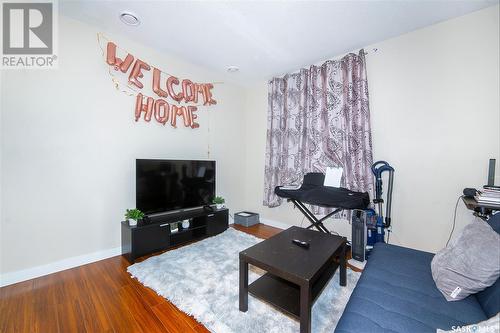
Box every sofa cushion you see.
[335,243,487,333]
[431,218,500,301]
[486,212,500,234]
[476,279,500,318]
[437,314,500,333]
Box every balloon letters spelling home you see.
[135,93,200,129]
[105,41,217,129]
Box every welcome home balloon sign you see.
[104,40,217,129]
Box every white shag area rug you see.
[128,228,360,333]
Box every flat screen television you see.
[136,159,216,215]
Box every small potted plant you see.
[212,196,225,210]
[125,208,144,226]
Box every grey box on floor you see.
[234,212,259,227]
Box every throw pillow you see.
[431,218,500,301]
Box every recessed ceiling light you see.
[226,66,239,73]
[119,12,140,26]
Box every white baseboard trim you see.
[259,218,290,230]
[1,219,289,287]
[0,246,122,287]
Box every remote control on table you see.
[292,239,310,249]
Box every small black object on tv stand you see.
[121,208,229,262]
[203,205,215,212]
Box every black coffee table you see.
[239,226,347,333]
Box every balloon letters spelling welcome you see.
[105,41,217,129]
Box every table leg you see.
[239,258,248,312]
[300,283,311,333]
[340,241,347,287]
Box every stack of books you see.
[475,186,500,206]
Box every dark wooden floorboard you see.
[0,224,282,333]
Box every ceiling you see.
[60,0,498,84]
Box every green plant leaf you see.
[124,208,144,220]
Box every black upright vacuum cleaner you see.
[351,161,395,261]
[371,161,395,243]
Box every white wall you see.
[243,5,500,253]
[1,5,498,285]
[0,15,247,280]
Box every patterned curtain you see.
[263,50,374,213]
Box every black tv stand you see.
[121,208,228,262]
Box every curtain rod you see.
[270,47,380,81]
[362,48,379,55]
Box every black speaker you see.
[351,210,367,262]
[488,159,496,186]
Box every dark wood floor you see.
[0,224,282,333]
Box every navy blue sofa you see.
[335,215,500,333]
